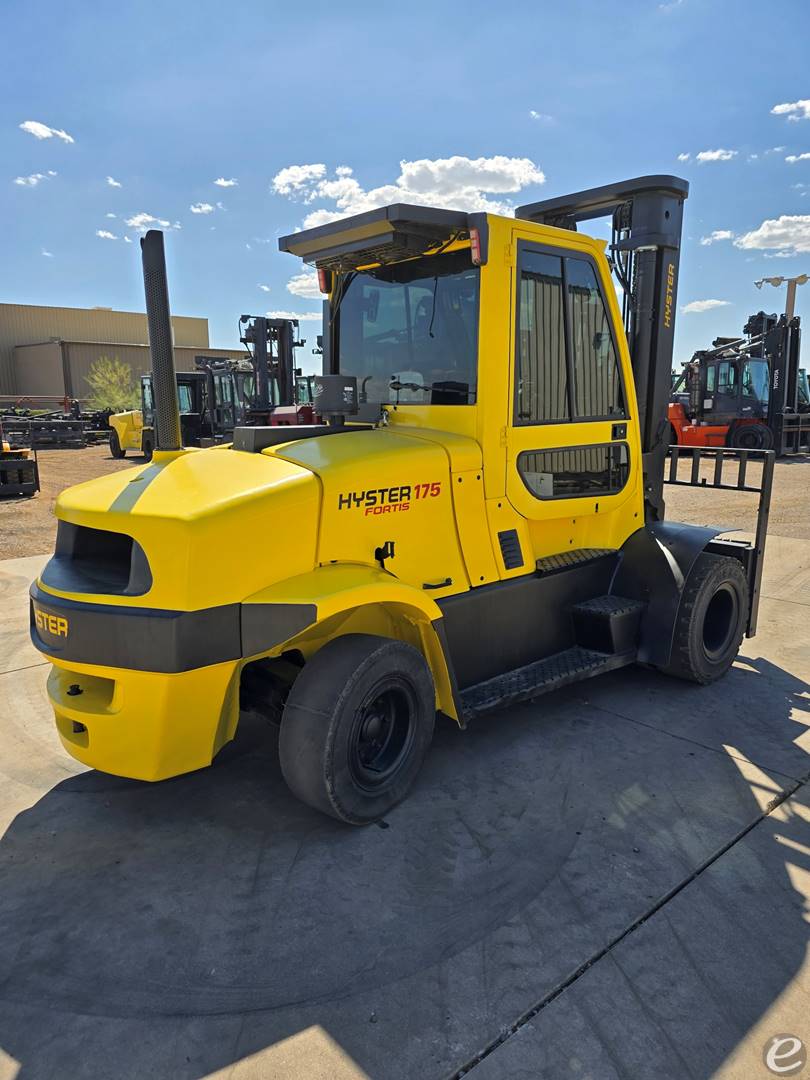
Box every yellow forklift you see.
[29,176,773,824]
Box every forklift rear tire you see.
[727,422,773,450]
[142,437,154,461]
[109,431,125,459]
[279,634,435,824]
[660,553,748,685]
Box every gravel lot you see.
[1,444,807,561]
[0,445,136,559]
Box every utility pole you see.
[754,273,809,320]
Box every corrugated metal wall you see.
[0,303,209,394]
[11,343,63,397]
[12,342,246,399]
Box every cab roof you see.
[278,204,483,272]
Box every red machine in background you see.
[238,315,317,426]
[669,310,810,453]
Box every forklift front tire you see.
[727,422,773,451]
[660,553,748,685]
[109,430,126,459]
[279,634,436,824]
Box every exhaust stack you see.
[141,230,182,451]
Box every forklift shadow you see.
[0,655,807,1079]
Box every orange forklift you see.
[669,310,810,453]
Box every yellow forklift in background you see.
[30,177,773,824]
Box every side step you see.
[460,645,635,721]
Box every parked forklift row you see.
[108,316,318,459]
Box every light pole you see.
[754,273,809,320]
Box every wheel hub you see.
[350,683,415,790]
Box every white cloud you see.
[267,309,321,321]
[272,155,546,229]
[106,212,117,218]
[216,201,226,210]
[529,110,553,122]
[771,100,810,122]
[682,299,732,313]
[286,270,320,299]
[700,229,735,246]
[19,119,74,143]
[272,163,328,197]
[214,177,238,187]
[766,146,786,154]
[190,202,214,214]
[96,230,118,240]
[677,152,691,162]
[258,284,271,293]
[106,175,122,188]
[13,170,57,187]
[785,153,810,164]
[123,236,132,243]
[125,212,181,232]
[696,149,738,163]
[734,214,810,255]
[41,249,54,257]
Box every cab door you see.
[505,238,642,562]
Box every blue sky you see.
[2,0,810,374]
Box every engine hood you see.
[40,447,320,610]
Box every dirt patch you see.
[664,453,810,541]
[0,445,137,560]
[1,444,808,561]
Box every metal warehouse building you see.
[0,303,245,400]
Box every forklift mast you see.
[239,315,305,414]
[517,175,689,521]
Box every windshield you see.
[742,359,769,403]
[335,249,479,412]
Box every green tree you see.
[84,355,140,412]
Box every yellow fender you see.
[243,562,461,722]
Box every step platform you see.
[460,644,635,720]
[458,593,646,721]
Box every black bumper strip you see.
[30,583,316,674]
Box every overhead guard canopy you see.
[517,174,689,248]
[278,203,487,272]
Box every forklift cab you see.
[690,355,769,423]
[141,372,215,444]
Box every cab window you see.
[717,362,737,394]
[567,259,624,420]
[178,384,194,413]
[514,245,625,424]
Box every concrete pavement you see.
[0,535,807,1080]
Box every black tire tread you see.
[279,634,435,825]
[109,430,126,458]
[664,553,748,684]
